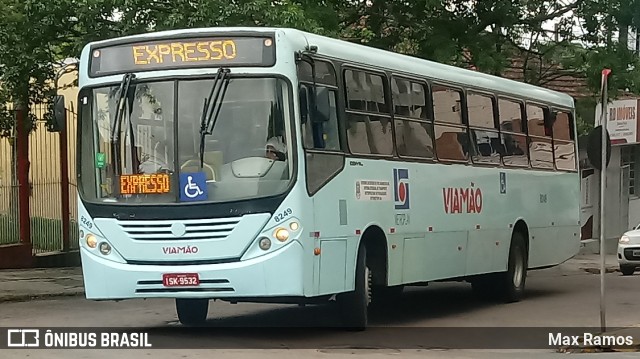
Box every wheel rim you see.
[513,249,524,288]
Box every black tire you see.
[176,298,209,326]
[337,244,370,330]
[498,232,528,303]
[620,265,635,276]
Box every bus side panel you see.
[309,158,580,292]
[466,229,511,275]
[402,232,467,282]
[318,238,348,294]
[526,173,581,268]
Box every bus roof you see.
[84,26,575,109]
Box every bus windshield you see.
[79,77,293,204]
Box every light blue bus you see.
[61,27,580,329]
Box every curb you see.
[557,327,640,353]
[0,290,84,303]
[559,344,640,353]
[581,266,620,274]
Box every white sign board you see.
[355,180,391,201]
[595,98,640,145]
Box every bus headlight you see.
[274,228,290,242]
[99,242,112,255]
[86,234,98,248]
[289,221,299,231]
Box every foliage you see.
[0,0,79,136]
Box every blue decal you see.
[179,172,208,202]
[393,168,410,209]
[500,172,507,194]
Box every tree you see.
[0,0,81,134]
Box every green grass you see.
[0,215,79,252]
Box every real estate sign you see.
[595,98,640,145]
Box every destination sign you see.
[120,174,171,195]
[89,36,276,76]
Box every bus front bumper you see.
[80,241,305,300]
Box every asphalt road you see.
[1,263,639,358]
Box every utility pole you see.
[598,68,612,332]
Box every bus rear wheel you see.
[498,232,528,302]
[337,244,370,330]
[471,232,527,303]
[176,298,209,326]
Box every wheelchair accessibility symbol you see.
[179,172,208,202]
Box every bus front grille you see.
[117,217,242,241]
[135,279,235,294]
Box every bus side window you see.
[432,85,467,162]
[297,58,340,152]
[527,104,554,169]
[392,77,434,159]
[498,99,528,167]
[344,69,393,155]
[468,92,500,165]
[552,110,576,171]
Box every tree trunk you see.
[619,23,629,51]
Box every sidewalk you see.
[0,267,83,302]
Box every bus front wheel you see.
[176,298,209,326]
[337,244,370,330]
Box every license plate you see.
[162,273,200,287]
[633,250,640,257]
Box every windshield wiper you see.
[199,68,231,169]
[111,72,136,177]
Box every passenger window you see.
[433,85,467,161]
[467,93,495,128]
[345,69,393,155]
[392,78,434,158]
[553,110,576,171]
[392,78,429,120]
[527,104,554,169]
[498,99,528,167]
[468,93,500,165]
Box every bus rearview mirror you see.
[51,95,66,132]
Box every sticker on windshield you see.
[95,152,106,169]
[179,172,208,202]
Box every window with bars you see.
[621,145,639,195]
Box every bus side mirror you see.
[313,87,330,123]
[51,95,66,132]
